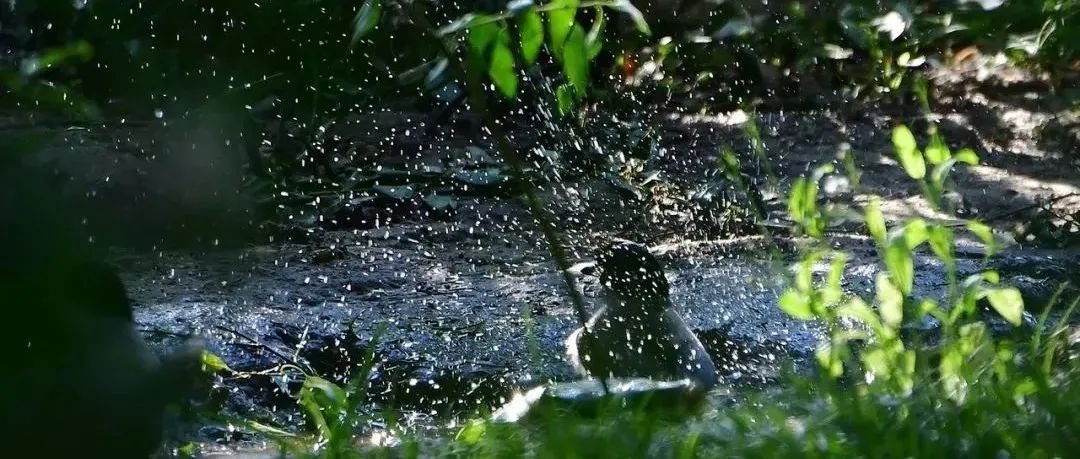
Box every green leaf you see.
[901,219,928,250]
[555,83,578,116]
[561,24,589,94]
[930,158,960,189]
[825,253,848,302]
[789,178,808,221]
[924,131,951,164]
[200,350,234,374]
[954,148,979,165]
[299,376,348,436]
[940,347,966,402]
[927,224,953,262]
[985,287,1024,326]
[586,7,605,60]
[519,9,544,66]
[779,289,815,320]
[610,0,651,35]
[795,254,818,293]
[547,0,579,56]
[469,21,500,57]
[885,238,914,295]
[917,298,942,319]
[891,125,925,179]
[865,196,887,244]
[810,164,836,183]
[837,298,883,330]
[966,221,996,255]
[22,41,94,77]
[455,419,488,444]
[913,75,930,111]
[861,347,890,379]
[488,31,519,98]
[350,0,383,48]
[876,273,903,329]
[815,344,845,378]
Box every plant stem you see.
[398,0,606,392]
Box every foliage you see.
[605,0,1077,107]
[229,123,1080,458]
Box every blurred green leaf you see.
[876,273,903,329]
[200,350,234,374]
[924,131,951,164]
[823,253,847,307]
[547,0,579,56]
[955,148,979,165]
[839,6,871,49]
[21,41,93,77]
[927,225,953,262]
[469,21,500,57]
[940,347,966,402]
[519,9,544,66]
[885,238,914,295]
[299,376,348,437]
[966,221,996,255]
[455,419,488,444]
[555,83,577,116]
[891,125,925,179]
[780,289,814,320]
[931,158,960,189]
[985,287,1024,326]
[815,345,845,378]
[866,196,887,244]
[562,24,589,94]
[795,253,818,293]
[350,0,383,47]
[489,30,519,98]
[789,178,808,221]
[838,297,883,330]
[901,219,928,250]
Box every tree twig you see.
[979,192,1080,224]
[214,325,313,373]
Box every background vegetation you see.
[2,0,1078,457]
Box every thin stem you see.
[398,0,607,392]
[442,1,619,32]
